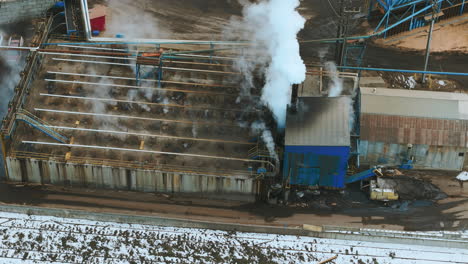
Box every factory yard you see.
[1,169,467,232]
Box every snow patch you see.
[406,76,416,89]
[456,171,468,181]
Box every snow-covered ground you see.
[0,211,466,264]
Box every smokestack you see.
[290,83,299,113]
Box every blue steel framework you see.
[343,0,466,66]
[368,0,466,38]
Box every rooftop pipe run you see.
[339,66,468,77]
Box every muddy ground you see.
[1,170,467,231]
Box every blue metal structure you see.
[283,97,352,189]
[4,110,68,144]
[369,0,466,38]
[64,0,78,36]
[283,146,350,188]
[344,167,378,184]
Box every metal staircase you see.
[248,143,280,177]
[248,144,273,160]
[13,110,68,143]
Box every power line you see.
[325,0,340,17]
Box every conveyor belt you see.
[64,0,77,34]
[64,0,83,36]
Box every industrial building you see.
[360,87,468,170]
[1,0,467,201]
[282,70,360,190]
[0,0,279,201]
[284,97,352,189]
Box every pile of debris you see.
[377,175,447,200]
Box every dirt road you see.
[1,170,466,231]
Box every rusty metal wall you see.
[361,114,468,147]
[359,141,466,170]
[5,158,256,200]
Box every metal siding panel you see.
[6,158,22,182]
[284,146,349,188]
[466,131,468,148]
[359,140,369,158]
[415,128,421,145]
[438,130,444,146]
[461,132,466,148]
[420,129,426,145]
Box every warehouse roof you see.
[285,97,351,146]
[361,87,468,120]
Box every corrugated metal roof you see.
[360,113,468,147]
[285,97,351,146]
[361,88,468,120]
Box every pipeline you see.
[339,66,468,77]
[22,141,265,163]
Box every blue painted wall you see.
[283,146,350,188]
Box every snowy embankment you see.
[0,211,466,263]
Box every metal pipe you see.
[422,18,435,83]
[423,1,437,83]
[41,52,136,61]
[57,44,127,51]
[163,60,232,67]
[0,46,39,51]
[40,93,255,113]
[338,66,468,76]
[51,58,241,74]
[34,108,246,128]
[48,126,254,145]
[47,71,238,88]
[52,57,132,66]
[45,79,239,96]
[22,141,262,163]
[162,47,241,56]
[39,48,133,56]
[44,40,251,46]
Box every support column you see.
[0,135,9,179]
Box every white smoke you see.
[325,61,343,97]
[251,121,278,162]
[106,0,170,39]
[0,34,24,119]
[231,0,306,128]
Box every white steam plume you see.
[232,0,306,128]
[251,121,278,162]
[106,0,170,39]
[0,33,25,178]
[0,34,24,119]
[325,61,343,97]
